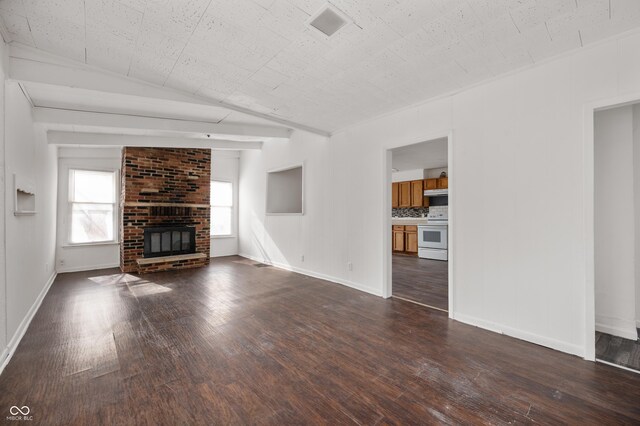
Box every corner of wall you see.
[0,39,7,361]
[633,104,640,330]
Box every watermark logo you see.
[7,406,32,421]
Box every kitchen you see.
[390,139,449,311]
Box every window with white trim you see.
[69,169,117,244]
[210,180,233,236]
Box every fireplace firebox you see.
[143,226,196,258]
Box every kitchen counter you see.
[392,218,428,225]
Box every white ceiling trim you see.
[8,43,330,137]
[48,131,263,150]
[33,107,291,140]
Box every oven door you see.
[418,226,448,250]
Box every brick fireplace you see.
[120,147,211,273]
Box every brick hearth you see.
[120,147,211,273]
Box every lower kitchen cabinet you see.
[405,227,418,253]
[393,230,405,251]
[392,225,418,255]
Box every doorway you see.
[384,134,453,316]
[593,103,640,373]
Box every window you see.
[69,169,117,244]
[210,180,233,236]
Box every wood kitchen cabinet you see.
[405,225,418,253]
[425,177,448,189]
[392,178,440,210]
[391,182,399,208]
[392,226,405,251]
[424,178,437,190]
[392,225,418,255]
[399,182,411,207]
[410,180,423,207]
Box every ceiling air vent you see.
[308,5,350,37]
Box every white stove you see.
[418,206,448,261]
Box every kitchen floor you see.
[392,254,448,310]
[596,330,640,372]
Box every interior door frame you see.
[583,91,640,361]
[382,131,455,319]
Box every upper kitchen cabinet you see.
[392,182,399,208]
[399,181,411,207]
[425,177,448,190]
[410,180,424,207]
[393,180,429,208]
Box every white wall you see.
[424,167,448,179]
[594,106,637,340]
[391,169,424,182]
[0,41,7,362]
[240,133,372,290]
[240,29,640,357]
[634,105,640,331]
[211,151,240,257]
[392,167,448,182]
[56,147,121,272]
[3,81,57,363]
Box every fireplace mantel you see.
[124,202,210,208]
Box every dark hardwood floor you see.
[596,330,640,372]
[392,254,448,310]
[1,255,640,424]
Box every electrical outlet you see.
[347,262,353,271]
[59,259,65,266]
[300,255,305,262]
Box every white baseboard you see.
[0,348,8,371]
[57,263,119,273]
[455,313,584,358]
[238,253,383,297]
[0,271,57,376]
[210,252,239,258]
[239,253,586,357]
[596,359,640,375]
[595,316,638,340]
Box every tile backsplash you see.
[427,206,448,215]
[392,207,429,218]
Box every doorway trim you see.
[584,91,640,361]
[382,131,454,319]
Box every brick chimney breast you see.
[120,147,211,273]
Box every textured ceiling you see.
[1,0,639,133]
